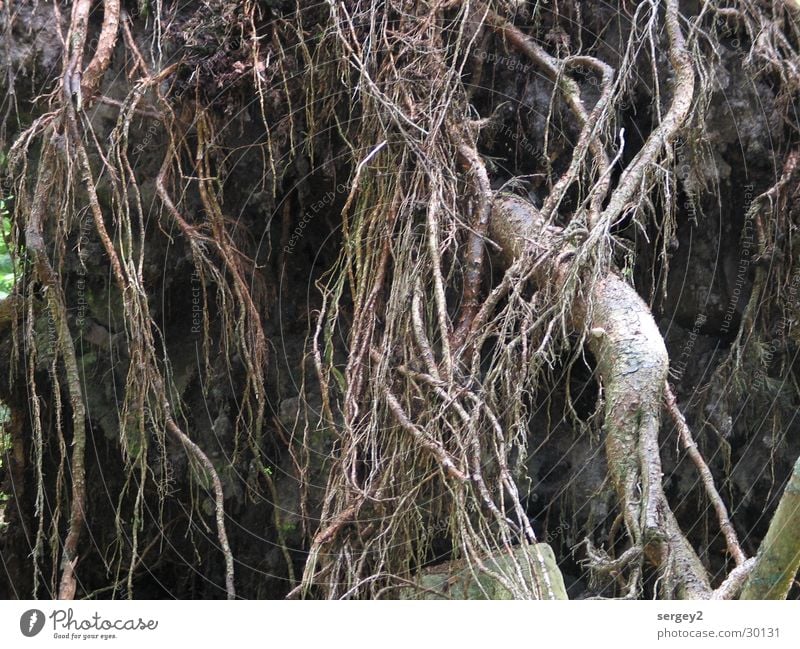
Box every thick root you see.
[490,194,710,598]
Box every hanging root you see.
[298,0,722,599]
[22,138,88,600]
[164,417,235,599]
[299,0,560,599]
[453,141,493,346]
[79,0,120,105]
[3,0,272,599]
[4,0,800,600]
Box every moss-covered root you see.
[740,454,800,599]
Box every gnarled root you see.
[490,194,711,598]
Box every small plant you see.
[0,195,15,300]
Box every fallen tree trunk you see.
[490,194,710,598]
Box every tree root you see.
[490,194,711,598]
[665,383,745,566]
[23,137,88,600]
[80,0,120,105]
[453,141,493,346]
[165,417,236,600]
[740,453,800,599]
